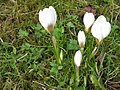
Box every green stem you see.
[80,48,84,54]
[84,59,88,88]
[89,45,100,61]
[51,36,61,65]
[76,66,79,83]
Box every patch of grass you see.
[0,0,120,89]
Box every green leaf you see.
[53,27,64,40]
[90,74,98,86]
[61,26,64,33]
[112,24,119,31]
[67,22,75,28]
[59,81,65,87]
[50,67,58,74]
[11,63,16,69]
[90,74,106,90]
[50,61,57,67]
[33,23,47,37]
[103,0,112,3]
[18,29,29,38]
[58,66,63,70]
[12,46,17,54]
[36,23,42,30]
[32,48,44,60]
[67,39,79,50]
[21,43,31,50]
[70,75,74,85]
[1,42,10,48]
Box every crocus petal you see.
[95,15,106,24]
[39,8,53,29]
[49,6,57,26]
[74,50,82,67]
[91,22,103,42]
[83,12,95,30]
[101,22,111,39]
[39,9,48,30]
[78,31,86,48]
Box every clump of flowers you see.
[39,6,111,89]
[74,12,111,86]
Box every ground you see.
[0,0,120,90]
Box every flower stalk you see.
[52,36,61,65]
[39,6,61,65]
[74,50,82,85]
[76,66,80,83]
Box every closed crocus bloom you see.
[78,31,86,48]
[74,50,82,67]
[39,6,57,34]
[91,15,111,43]
[83,12,95,32]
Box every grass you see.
[0,0,120,90]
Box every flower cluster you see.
[74,12,111,68]
[39,6,111,79]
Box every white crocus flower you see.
[91,15,111,43]
[74,50,82,67]
[78,31,86,48]
[83,12,95,32]
[39,6,57,34]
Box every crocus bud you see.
[39,6,57,34]
[74,50,82,67]
[60,49,63,61]
[83,12,95,32]
[91,15,111,43]
[78,31,86,48]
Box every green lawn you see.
[0,0,120,90]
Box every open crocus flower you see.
[39,6,57,34]
[91,15,111,43]
[74,50,82,67]
[83,12,95,32]
[78,31,86,48]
